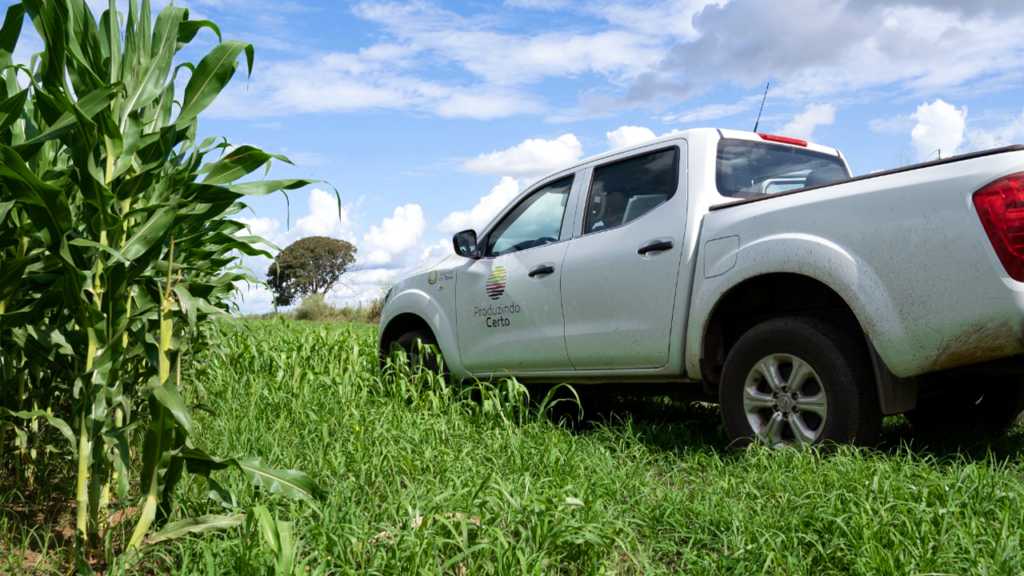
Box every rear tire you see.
[904,377,1024,434]
[719,317,881,447]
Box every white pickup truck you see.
[378,128,1024,446]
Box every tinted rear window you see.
[716,139,850,198]
[584,147,678,234]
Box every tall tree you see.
[267,236,358,306]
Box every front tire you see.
[719,317,881,447]
[389,329,444,376]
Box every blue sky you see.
[10,0,1024,312]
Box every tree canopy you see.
[267,236,358,306]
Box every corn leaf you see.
[183,448,319,501]
[149,513,246,544]
[176,39,253,125]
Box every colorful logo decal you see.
[486,265,507,300]
[427,270,439,285]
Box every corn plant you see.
[0,0,318,561]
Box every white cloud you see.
[418,238,455,265]
[779,104,836,141]
[354,2,665,85]
[433,86,545,120]
[295,188,354,239]
[237,216,281,242]
[664,97,759,124]
[910,99,966,161]
[967,107,1024,152]
[360,204,426,268]
[606,126,657,150]
[438,177,521,234]
[640,1,1024,109]
[462,134,583,180]
[234,216,282,278]
[207,55,544,121]
[587,0,717,41]
[233,282,277,315]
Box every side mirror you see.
[453,229,479,259]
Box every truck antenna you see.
[753,82,770,133]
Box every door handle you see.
[528,264,556,277]
[638,239,674,255]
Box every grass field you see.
[3,320,1024,575]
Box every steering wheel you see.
[508,236,558,253]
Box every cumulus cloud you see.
[606,126,657,150]
[779,104,836,141]
[360,204,427,268]
[438,177,521,234]
[295,188,354,239]
[237,216,281,243]
[462,135,583,180]
[910,99,966,161]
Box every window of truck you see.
[584,147,679,235]
[486,176,574,257]
[716,139,850,199]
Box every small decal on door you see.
[486,265,507,300]
[427,269,453,287]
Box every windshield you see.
[716,139,850,199]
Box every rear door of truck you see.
[560,142,689,369]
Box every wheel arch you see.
[378,285,465,375]
[694,271,914,414]
[699,273,863,384]
[379,313,436,354]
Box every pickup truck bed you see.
[691,144,1024,380]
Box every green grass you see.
[3,320,1024,574]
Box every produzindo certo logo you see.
[486,265,507,300]
[427,270,439,285]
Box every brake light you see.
[974,172,1024,281]
[758,133,808,147]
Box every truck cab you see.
[381,128,848,380]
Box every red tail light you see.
[974,172,1024,281]
[758,133,808,147]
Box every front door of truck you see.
[561,144,687,369]
[456,176,577,374]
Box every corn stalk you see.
[0,0,319,560]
